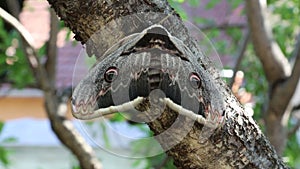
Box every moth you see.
[71,23,224,128]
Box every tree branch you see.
[245,0,291,84]
[285,34,300,100]
[246,0,300,155]
[47,0,174,44]
[266,34,300,124]
[229,31,250,87]
[288,102,300,137]
[280,34,300,137]
[45,88,103,169]
[0,7,35,50]
[0,6,102,169]
[0,7,49,89]
[5,0,21,19]
[47,0,289,168]
[45,9,59,89]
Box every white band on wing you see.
[162,98,214,128]
[79,97,145,120]
[83,96,214,128]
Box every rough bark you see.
[246,0,300,155]
[143,90,288,168]
[47,0,289,168]
[47,0,174,43]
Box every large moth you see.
[71,16,224,129]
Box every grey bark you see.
[47,0,290,168]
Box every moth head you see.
[71,57,120,118]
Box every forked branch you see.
[47,0,289,168]
[0,6,102,169]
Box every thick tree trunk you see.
[47,0,289,168]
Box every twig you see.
[45,8,59,88]
[245,0,291,84]
[1,7,50,90]
[287,33,300,89]
[0,7,35,49]
[280,33,300,114]
[229,31,250,87]
[266,33,300,152]
[1,5,102,168]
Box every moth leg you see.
[162,98,215,128]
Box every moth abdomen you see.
[148,49,163,90]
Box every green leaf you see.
[0,147,10,167]
[229,0,242,9]
[0,122,4,135]
[0,26,35,88]
[206,29,220,39]
[109,113,126,122]
[188,0,200,7]
[2,137,17,143]
[71,165,80,169]
[37,43,47,57]
[193,17,215,25]
[176,0,185,3]
[100,122,111,148]
[284,134,300,167]
[205,0,221,9]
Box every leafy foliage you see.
[285,134,300,168]
[265,0,300,167]
[0,19,35,88]
[1,0,299,168]
[240,44,268,121]
[205,0,221,9]
[270,0,300,57]
[0,12,36,169]
[0,122,10,168]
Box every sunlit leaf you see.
[205,0,221,9]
